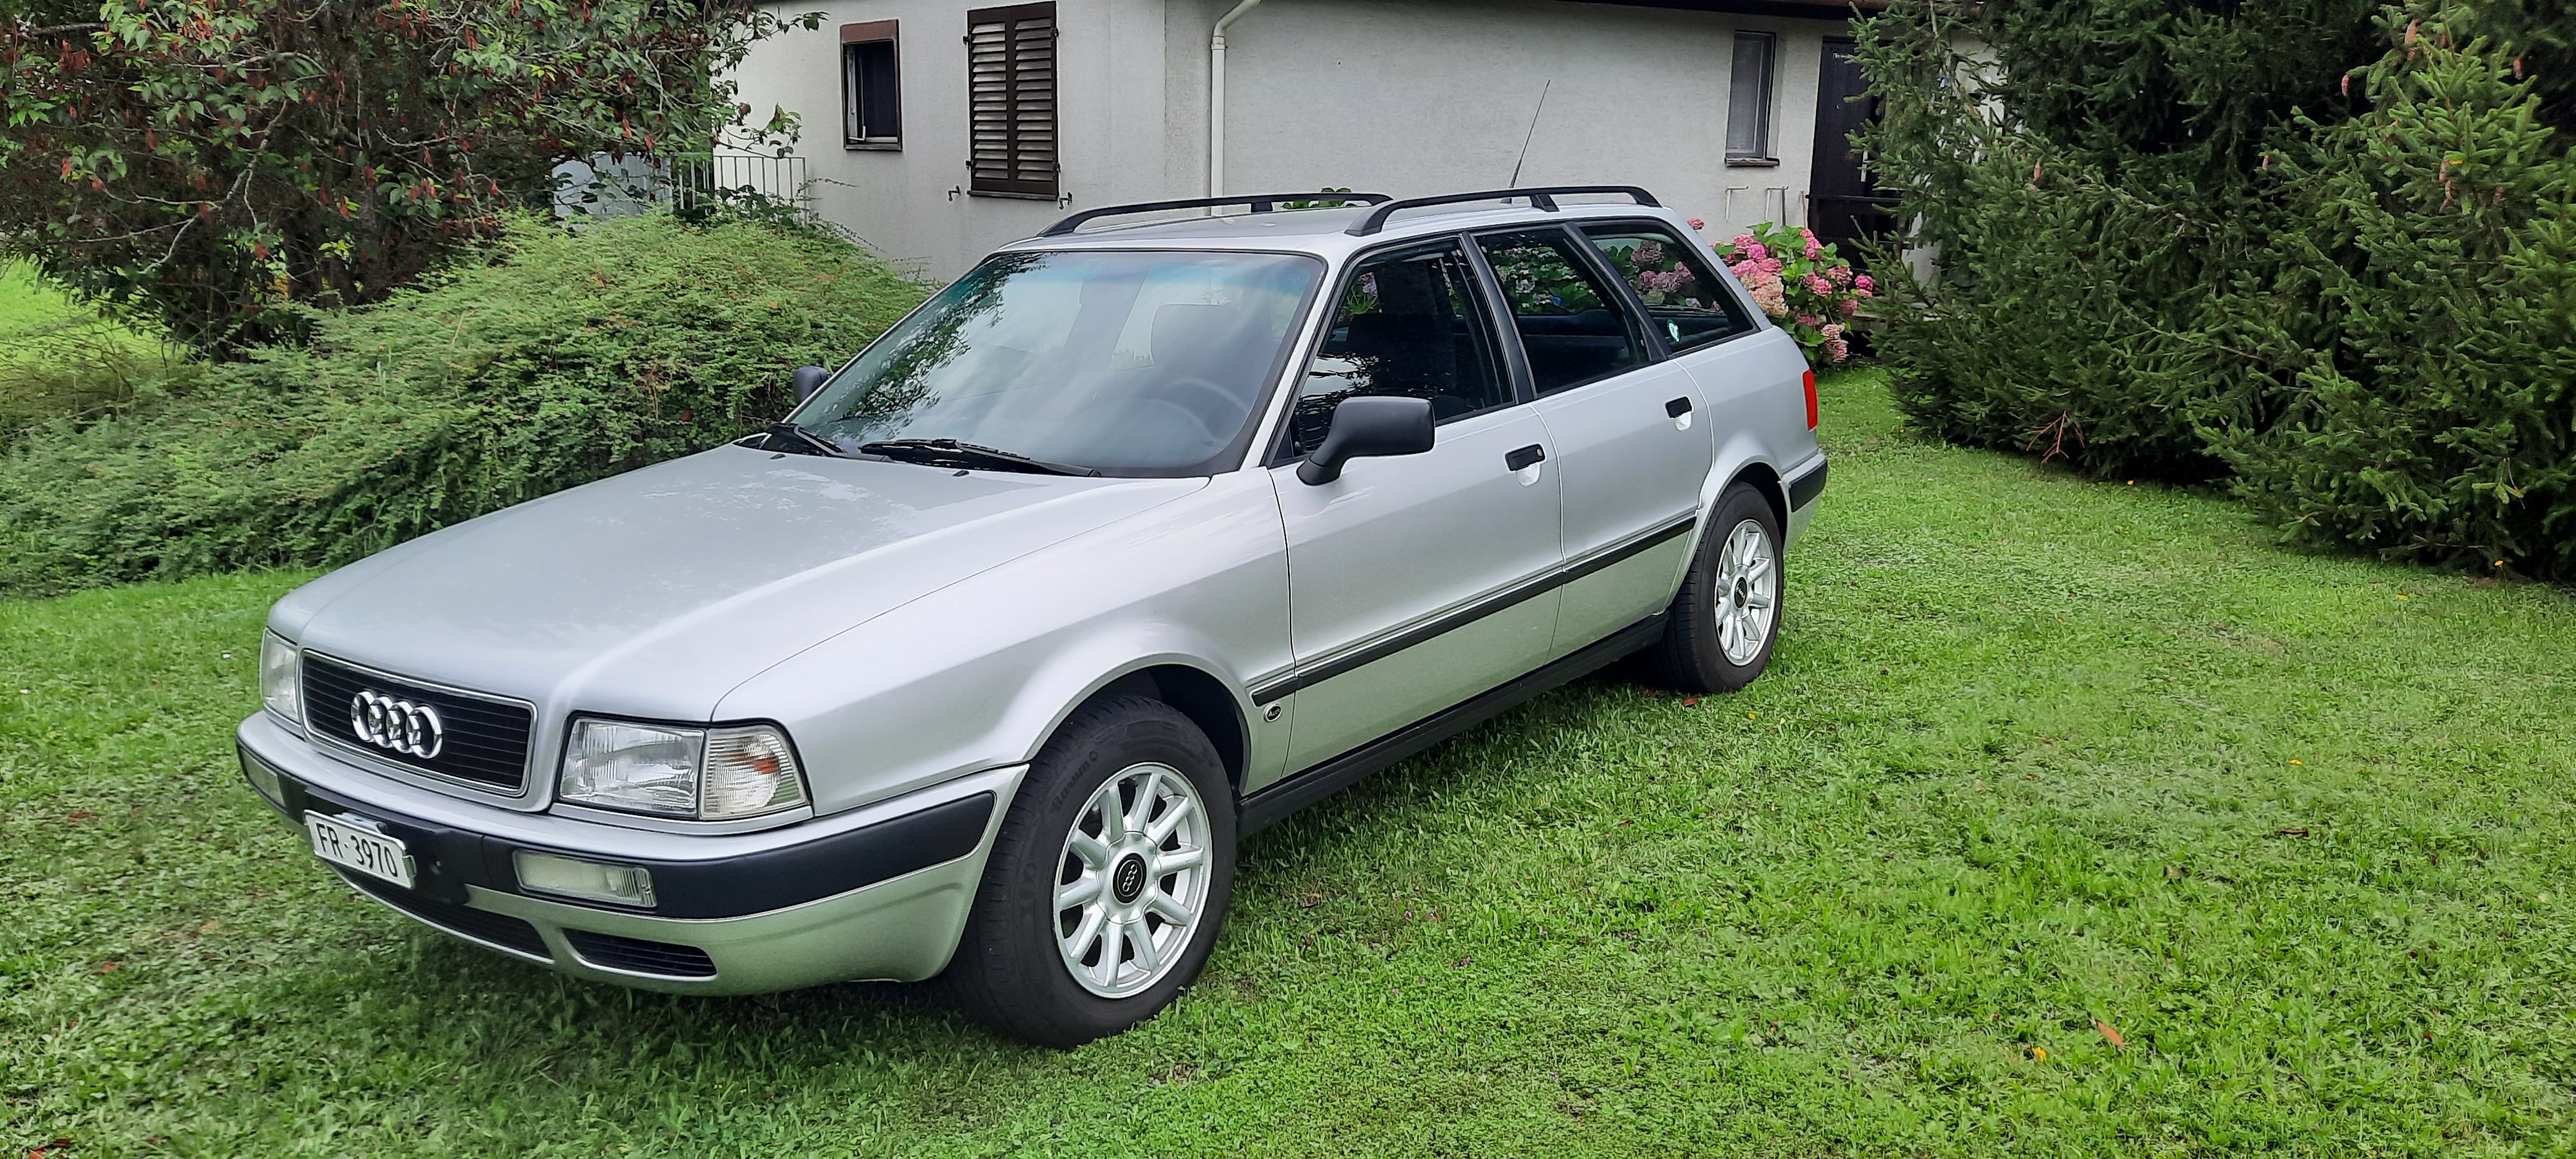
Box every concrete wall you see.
[737,0,1853,278]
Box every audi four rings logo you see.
[351,690,444,759]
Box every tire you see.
[946,695,1237,1047]
[1651,482,1785,694]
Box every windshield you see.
[793,249,1324,475]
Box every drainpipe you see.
[1209,0,1264,198]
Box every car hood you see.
[276,444,1205,721]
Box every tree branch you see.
[21,22,107,38]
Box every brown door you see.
[1807,37,1897,253]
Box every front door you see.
[1808,37,1899,253]
[1265,238,1562,778]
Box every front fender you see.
[715,472,1291,817]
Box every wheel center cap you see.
[1111,853,1150,905]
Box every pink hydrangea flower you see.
[1758,257,1783,276]
[1854,274,1874,292]
[1796,313,1823,328]
[1686,218,1706,231]
[1839,297,1860,316]
[1825,337,1850,363]
[1804,274,1834,296]
[1851,285,1873,299]
[1820,323,1844,339]
[1826,264,1853,287]
[1730,233,1760,252]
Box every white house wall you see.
[735,0,1854,279]
[732,0,1176,277]
[1180,0,1841,241]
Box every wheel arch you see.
[1057,663,1251,796]
[1687,439,1790,567]
[1727,460,1788,532]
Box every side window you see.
[1580,225,1754,352]
[1473,229,1647,395]
[1286,240,1511,458]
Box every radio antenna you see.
[1507,79,1553,189]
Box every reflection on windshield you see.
[795,250,1322,475]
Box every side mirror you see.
[1297,395,1435,485]
[790,364,831,404]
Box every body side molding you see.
[1240,612,1667,833]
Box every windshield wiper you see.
[760,422,849,458]
[857,438,1101,477]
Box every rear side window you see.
[1473,229,1647,395]
[1286,240,1511,458]
[1579,225,1754,352]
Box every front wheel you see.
[1651,482,1784,693]
[946,695,1236,1047]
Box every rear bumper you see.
[1783,455,1828,547]
[238,714,1023,993]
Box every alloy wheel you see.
[1713,517,1778,666]
[1053,761,1213,999]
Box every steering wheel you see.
[1148,375,1250,442]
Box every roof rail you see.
[1345,185,1662,237]
[1039,193,1394,238]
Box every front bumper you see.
[238,713,1023,994]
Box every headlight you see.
[260,632,303,727]
[557,718,808,821]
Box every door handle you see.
[1666,397,1694,418]
[1504,444,1547,471]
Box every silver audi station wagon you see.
[237,186,1826,1045]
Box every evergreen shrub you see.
[0,214,928,596]
[1858,0,2576,576]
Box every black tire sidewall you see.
[1673,485,1785,693]
[951,696,1236,1047]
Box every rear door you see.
[1473,225,1716,657]
[1262,238,1562,779]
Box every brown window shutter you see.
[966,3,1057,198]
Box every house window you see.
[966,3,1058,198]
[842,21,901,149]
[1726,32,1776,164]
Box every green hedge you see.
[1859,1,2576,578]
[0,216,928,596]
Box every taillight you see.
[1802,368,1819,431]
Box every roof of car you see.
[996,196,1689,260]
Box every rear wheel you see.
[1651,482,1783,693]
[947,695,1236,1047]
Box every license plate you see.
[307,811,415,889]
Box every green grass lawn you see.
[0,262,151,352]
[0,261,174,440]
[5,370,2573,1156]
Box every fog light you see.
[239,748,284,808]
[514,850,656,909]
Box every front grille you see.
[344,872,552,960]
[564,930,718,978]
[302,654,534,792]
